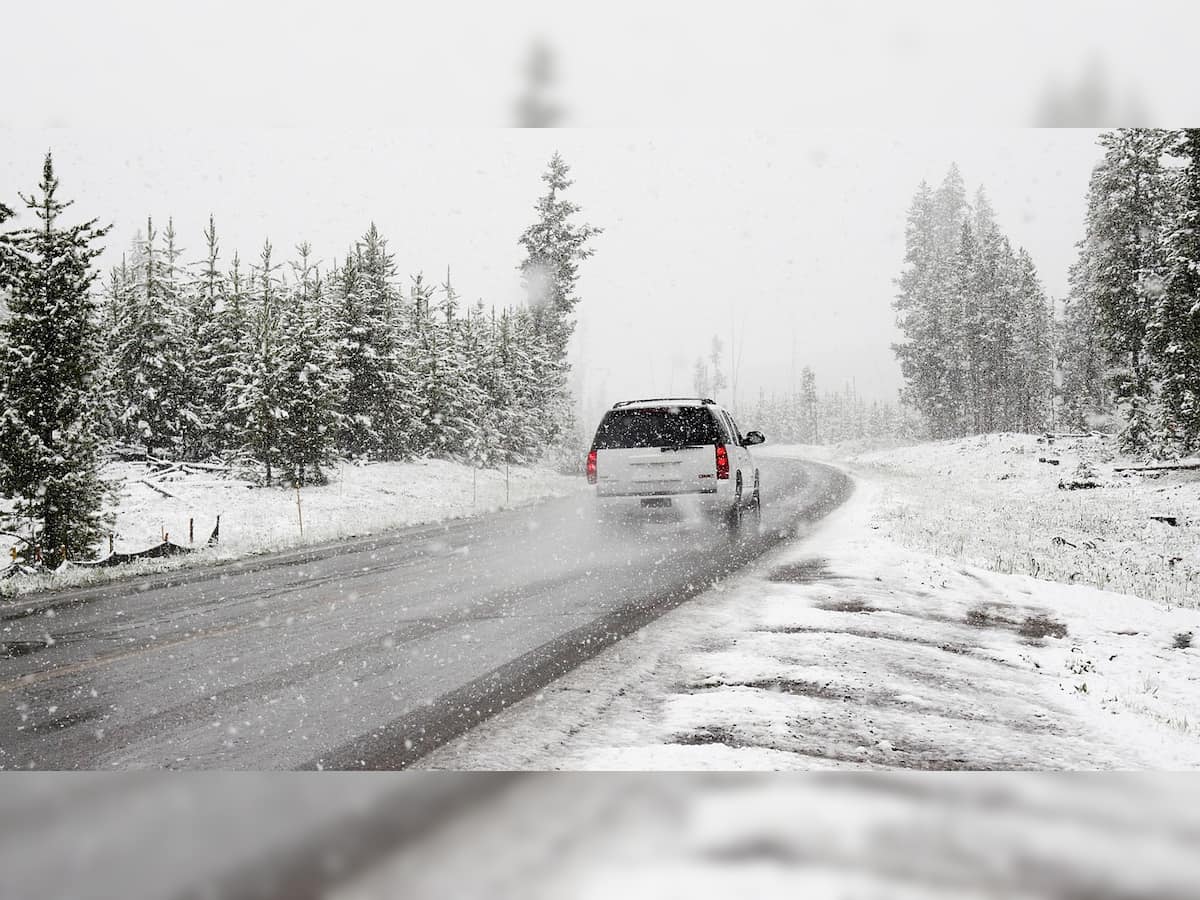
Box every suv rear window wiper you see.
[660,444,705,452]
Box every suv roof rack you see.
[611,397,715,408]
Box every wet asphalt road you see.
[0,457,849,770]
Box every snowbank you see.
[1,458,585,598]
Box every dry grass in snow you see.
[850,433,1200,608]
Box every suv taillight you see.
[715,443,729,479]
[586,449,598,484]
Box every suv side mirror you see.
[744,430,765,446]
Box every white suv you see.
[586,398,765,528]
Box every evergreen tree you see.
[1150,128,1200,452]
[240,240,285,481]
[0,153,110,565]
[1059,256,1110,429]
[893,175,965,437]
[116,217,190,456]
[458,300,497,467]
[211,251,252,451]
[412,271,482,456]
[490,307,542,464]
[96,255,136,442]
[183,215,226,459]
[275,243,339,484]
[1012,249,1055,432]
[517,152,601,447]
[1070,129,1171,449]
[331,226,411,459]
[405,271,439,456]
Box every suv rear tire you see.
[726,480,744,532]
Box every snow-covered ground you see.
[852,432,1200,608]
[419,444,1200,770]
[0,458,585,598]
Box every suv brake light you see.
[586,449,598,483]
[715,443,729,479]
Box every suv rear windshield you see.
[592,406,723,450]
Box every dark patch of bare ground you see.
[670,717,1050,770]
[966,605,1068,642]
[815,597,878,613]
[766,558,841,584]
[763,624,971,656]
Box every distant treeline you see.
[890,131,1200,457]
[745,369,920,446]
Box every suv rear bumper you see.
[593,488,732,520]
[595,485,718,498]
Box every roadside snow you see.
[0,458,584,598]
[419,453,1200,770]
[851,432,1200,608]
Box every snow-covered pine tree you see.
[1149,128,1200,453]
[117,217,190,456]
[240,240,285,481]
[458,299,496,468]
[211,251,252,452]
[330,252,374,458]
[0,153,111,565]
[892,177,963,438]
[406,271,440,457]
[415,271,483,457]
[491,307,542,464]
[966,190,1019,432]
[182,215,227,459]
[1059,251,1109,430]
[517,152,601,448]
[275,243,339,484]
[1011,249,1055,432]
[469,303,510,466]
[361,226,413,459]
[96,255,136,443]
[331,226,411,460]
[1072,129,1171,450]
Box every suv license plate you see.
[641,498,672,508]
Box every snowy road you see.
[0,457,849,770]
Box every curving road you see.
[0,456,849,770]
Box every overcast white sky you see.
[1,129,1105,418]
[1,1,1193,127]
[5,0,1188,423]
